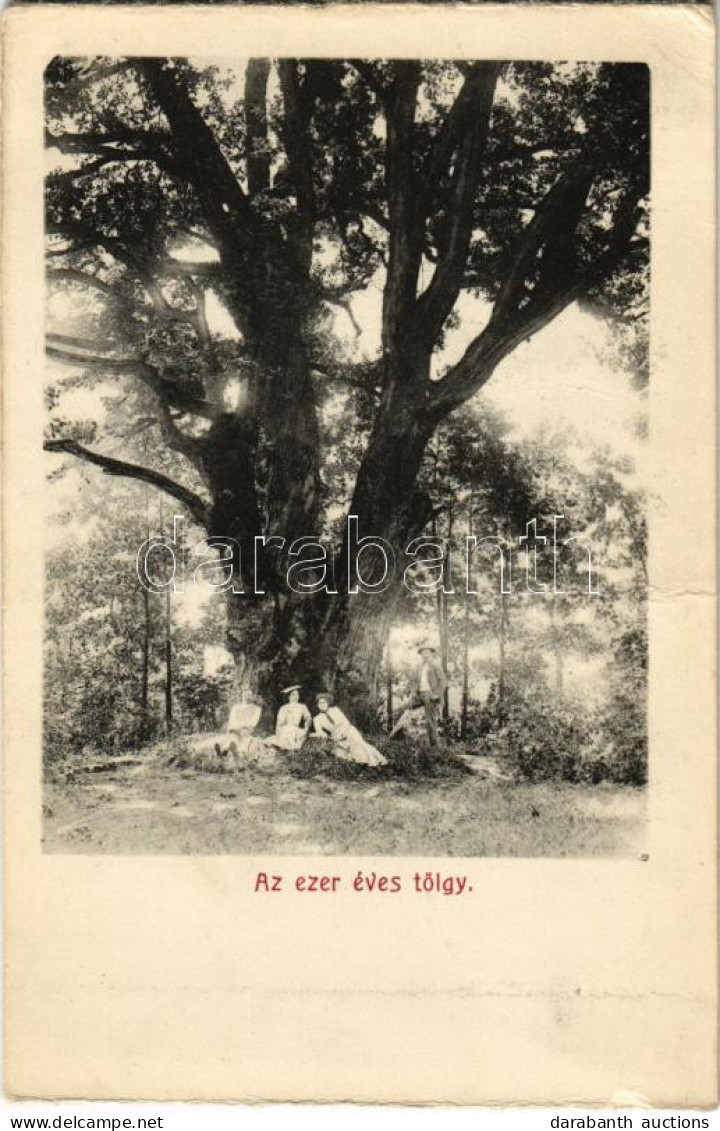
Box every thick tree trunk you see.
[216,365,433,725]
[318,400,435,674]
[224,560,406,728]
[203,337,322,722]
[224,584,333,728]
[259,337,322,549]
[339,403,434,582]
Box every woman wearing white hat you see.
[264,685,312,751]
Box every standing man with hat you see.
[389,643,448,748]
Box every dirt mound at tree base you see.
[130,733,476,783]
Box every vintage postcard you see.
[3,2,716,1104]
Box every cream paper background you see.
[2,4,716,1104]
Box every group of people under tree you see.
[225,643,448,768]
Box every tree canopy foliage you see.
[45,56,649,690]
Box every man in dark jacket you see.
[389,643,448,748]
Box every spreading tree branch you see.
[50,156,124,185]
[46,220,216,350]
[155,400,207,466]
[414,63,500,351]
[420,63,500,206]
[46,60,132,99]
[490,163,594,328]
[46,341,146,370]
[46,336,218,420]
[244,59,271,199]
[44,438,210,529]
[138,61,254,237]
[427,162,647,417]
[47,268,119,299]
[278,60,316,274]
[136,59,283,340]
[382,62,423,364]
[46,127,179,176]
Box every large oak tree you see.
[45,57,649,700]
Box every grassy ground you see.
[43,741,646,857]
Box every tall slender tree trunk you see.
[430,483,449,723]
[141,586,151,713]
[551,603,564,696]
[140,486,152,716]
[460,497,473,741]
[165,586,173,733]
[498,594,507,719]
[441,504,453,723]
[386,652,394,731]
[460,598,470,741]
[432,506,444,648]
[159,502,173,734]
[369,663,379,716]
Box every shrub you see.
[473,679,647,786]
[284,735,472,783]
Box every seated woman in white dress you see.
[264,685,312,751]
[313,693,388,767]
[226,701,264,761]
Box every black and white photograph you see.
[42,55,650,857]
[3,0,716,1106]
